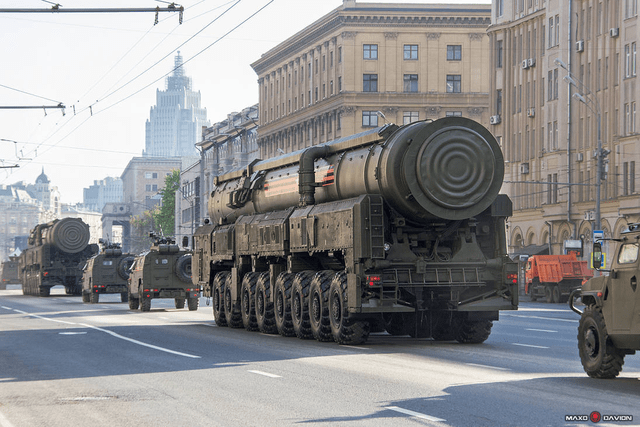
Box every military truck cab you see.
[127,233,197,312]
[82,241,134,304]
[570,223,640,378]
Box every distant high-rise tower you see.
[144,52,209,158]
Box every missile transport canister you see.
[18,218,98,296]
[82,241,135,304]
[193,117,518,344]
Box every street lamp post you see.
[554,58,608,235]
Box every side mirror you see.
[592,241,602,270]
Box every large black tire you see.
[431,312,455,341]
[187,296,199,311]
[39,286,50,297]
[90,291,99,304]
[255,272,278,334]
[117,256,135,280]
[454,319,493,344]
[329,272,370,345]
[309,270,335,342]
[128,292,139,310]
[175,254,192,283]
[552,285,560,304]
[578,305,625,378]
[175,298,185,309]
[82,292,90,303]
[141,297,151,312]
[120,292,128,303]
[274,272,295,337]
[241,272,260,331]
[545,285,553,303]
[212,272,228,327]
[224,274,243,328]
[292,271,314,339]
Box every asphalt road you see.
[1,285,638,427]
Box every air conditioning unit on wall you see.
[520,162,530,174]
[576,40,585,52]
[522,60,529,69]
[576,152,584,162]
[610,27,619,38]
[490,115,501,125]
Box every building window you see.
[338,76,342,92]
[363,44,378,60]
[362,111,379,127]
[446,75,461,93]
[496,89,502,115]
[633,42,637,76]
[403,111,419,124]
[626,44,631,77]
[403,74,418,92]
[447,45,462,61]
[363,74,378,92]
[496,40,503,68]
[446,111,463,117]
[404,44,418,60]
[338,47,342,63]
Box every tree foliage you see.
[153,169,180,236]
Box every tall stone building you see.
[251,0,492,159]
[144,51,210,159]
[82,176,123,213]
[489,0,640,259]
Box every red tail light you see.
[366,275,382,287]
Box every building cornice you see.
[252,6,491,75]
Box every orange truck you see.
[525,254,593,303]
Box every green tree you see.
[153,169,180,236]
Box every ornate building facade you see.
[251,0,492,158]
[489,0,640,259]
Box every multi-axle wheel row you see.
[211,270,371,345]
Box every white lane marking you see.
[526,328,558,333]
[6,306,200,359]
[339,345,371,350]
[386,406,445,422]
[248,370,281,378]
[502,313,578,323]
[0,409,16,427]
[465,363,511,371]
[1,306,12,310]
[512,343,549,349]
[78,323,201,359]
[59,332,87,335]
[13,309,77,325]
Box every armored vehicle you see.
[81,241,135,303]
[128,233,196,312]
[570,223,640,378]
[19,218,98,296]
[1,256,20,290]
[193,117,518,345]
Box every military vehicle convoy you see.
[192,117,519,345]
[18,218,98,296]
[128,233,196,312]
[570,223,640,378]
[81,241,135,303]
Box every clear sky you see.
[0,0,491,204]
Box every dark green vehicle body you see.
[128,235,197,312]
[571,223,640,378]
[81,243,134,303]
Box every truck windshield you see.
[617,243,639,264]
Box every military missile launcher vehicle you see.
[193,117,518,345]
[81,240,135,303]
[128,233,196,312]
[570,223,640,378]
[19,218,98,296]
